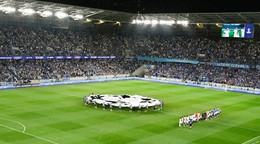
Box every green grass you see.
[0,80,259,144]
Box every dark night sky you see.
[38,0,260,13]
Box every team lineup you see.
[179,108,221,129]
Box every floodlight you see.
[115,21,121,26]
[70,14,83,20]
[197,23,204,28]
[18,8,35,15]
[39,10,53,17]
[85,18,92,22]
[131,20,136,24]
[176,20,182,24]
[55,11,68,19]
[0,6,16,13]
[182,20,189,25]
[143,20,151,25]
[159,20,175,25]
[177,20,189,25]
[159,20,167,25]
[216,23,222,28]
[136,20,142,24]
[98,20,104,24]
[151,20,158,25]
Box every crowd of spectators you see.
[0,25,259,88]
[152,63,260,88]
[0,25,259,64]
[0,26,125,56]
[0,59,141,83]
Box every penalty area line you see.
[0,124,59,144]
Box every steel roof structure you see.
[0,0,260,25]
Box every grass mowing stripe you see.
[1,80,259,144]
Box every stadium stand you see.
[0,24,259,89]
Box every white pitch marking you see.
[0,124,59,144]
[0,118,26,132]
[242,135,260,144]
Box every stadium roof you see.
[1,0,260,25]
[39,0,260,14]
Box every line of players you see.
[83,96,164,112]
[179,108,221,128]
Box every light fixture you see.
[18,8,35,15]
[197,23,204,28]
[55,11,68,19]
[85,18,92,22]
[95,20,104,24]
[115,21,121,26]
[39,10,53,17]
[177,20,189,26]
[216,23,222,28]
[151,20,158,25]
[0,6,16,13]
[70,14,83,20]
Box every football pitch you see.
[0,80,259,144]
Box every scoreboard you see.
[221,24,254,38]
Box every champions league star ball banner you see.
[0,56,116,60]
[221,24,254,38]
